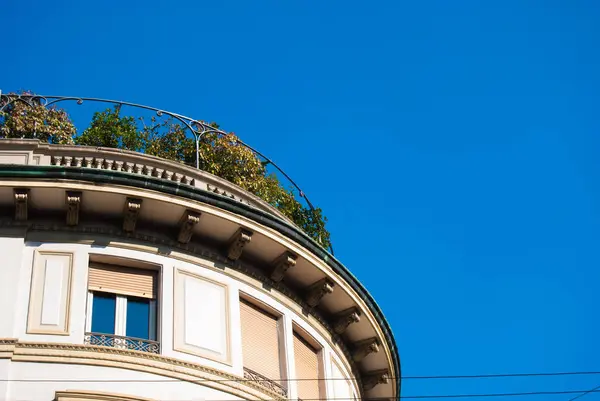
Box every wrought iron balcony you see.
[84,332,160,354]
[243,367,288,397]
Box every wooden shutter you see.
[88,263,156,299]
[294,331,321,400]
[240,299,282,383]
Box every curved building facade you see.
[0,139,400,401]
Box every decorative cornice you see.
[0,219,366,396]
[270,251,297,282]
[0,219,361,388]
[4,340,286,401]
[333,307,361,335]
[66,191,82,226]
[352,337,380,362]
[227,228,253,260]
[177,209,201,244]
[56,390,155,401]
[14,188,29,221]
[362,369,390,391]
[0,165,400,400]
[305,278,334,307]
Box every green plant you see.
[0,93,331,249]
[0,91,75,144]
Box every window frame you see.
[239,295,288,391]
[86,291,158,341]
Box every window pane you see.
[91,292,116,334]
[126,296,154,340]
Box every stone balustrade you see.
[0,139,291,222]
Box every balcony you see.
[243,367,288,397]
[84,332,160,354]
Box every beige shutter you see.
[88,263,156,299]
[294,332,321,401]
[240,299,282,383]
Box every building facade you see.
[0,139,400,401]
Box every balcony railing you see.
[84,332,160,354]
[243,367,288,397]
[0,92,334,253]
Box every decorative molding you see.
[56,390,156,401]
[207,184,250,205]
[26,251,74,335]
[0,340,286,401]
[14,188,29,221]
[177,209,201,244]
[173,269,231,365]
[270,251,297,282]
[66,191,82,226]
[351,337,380,362]
[333,307,361,335]
[227,228,253,260]
[305,278,334,307]
[123,198,143,233]
[0,221,369,396]
[362,369,390,391]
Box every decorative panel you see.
[27,251,73,335]
[173,268,230,364]
[331,357,354,401]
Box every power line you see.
[9,389,600,401]
[566,383,600,401]
[0,370,598,383]
[403,371,600,380]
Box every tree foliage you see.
[0,91,75,144]
[0,94,331,249]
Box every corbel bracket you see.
[362,369,390,391]
[333,307,361,335]
[177,210,201,244]
[270,251,297,282]
[65,191,82,226]
[305,278,334,307]
[14,188,29,221]
[227,228,253,260]
[351,337,380,362]
[122,198,143,233]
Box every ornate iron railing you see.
[0,91,333,254]
[244,367,288,397]
[84,332,160,354]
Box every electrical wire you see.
[566,383,600,401]
[1,370,599,383]
[7,389,600,400]
[2,370,599,400]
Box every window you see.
[293,330,322,401]
[85,263,158,353]
[240,298,285,394]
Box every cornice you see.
[1,339,286,401]
[0,166,401,397]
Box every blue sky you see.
[3,1,600,399]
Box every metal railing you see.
[243,367,288,396]
[84,332,160,354]
[0,91,333,254]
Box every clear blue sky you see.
[3,1,600,399]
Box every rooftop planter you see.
[0,91,332,251]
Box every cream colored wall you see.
[0,238,360,401]
[0,235,25,337]
[7,362,241,401]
